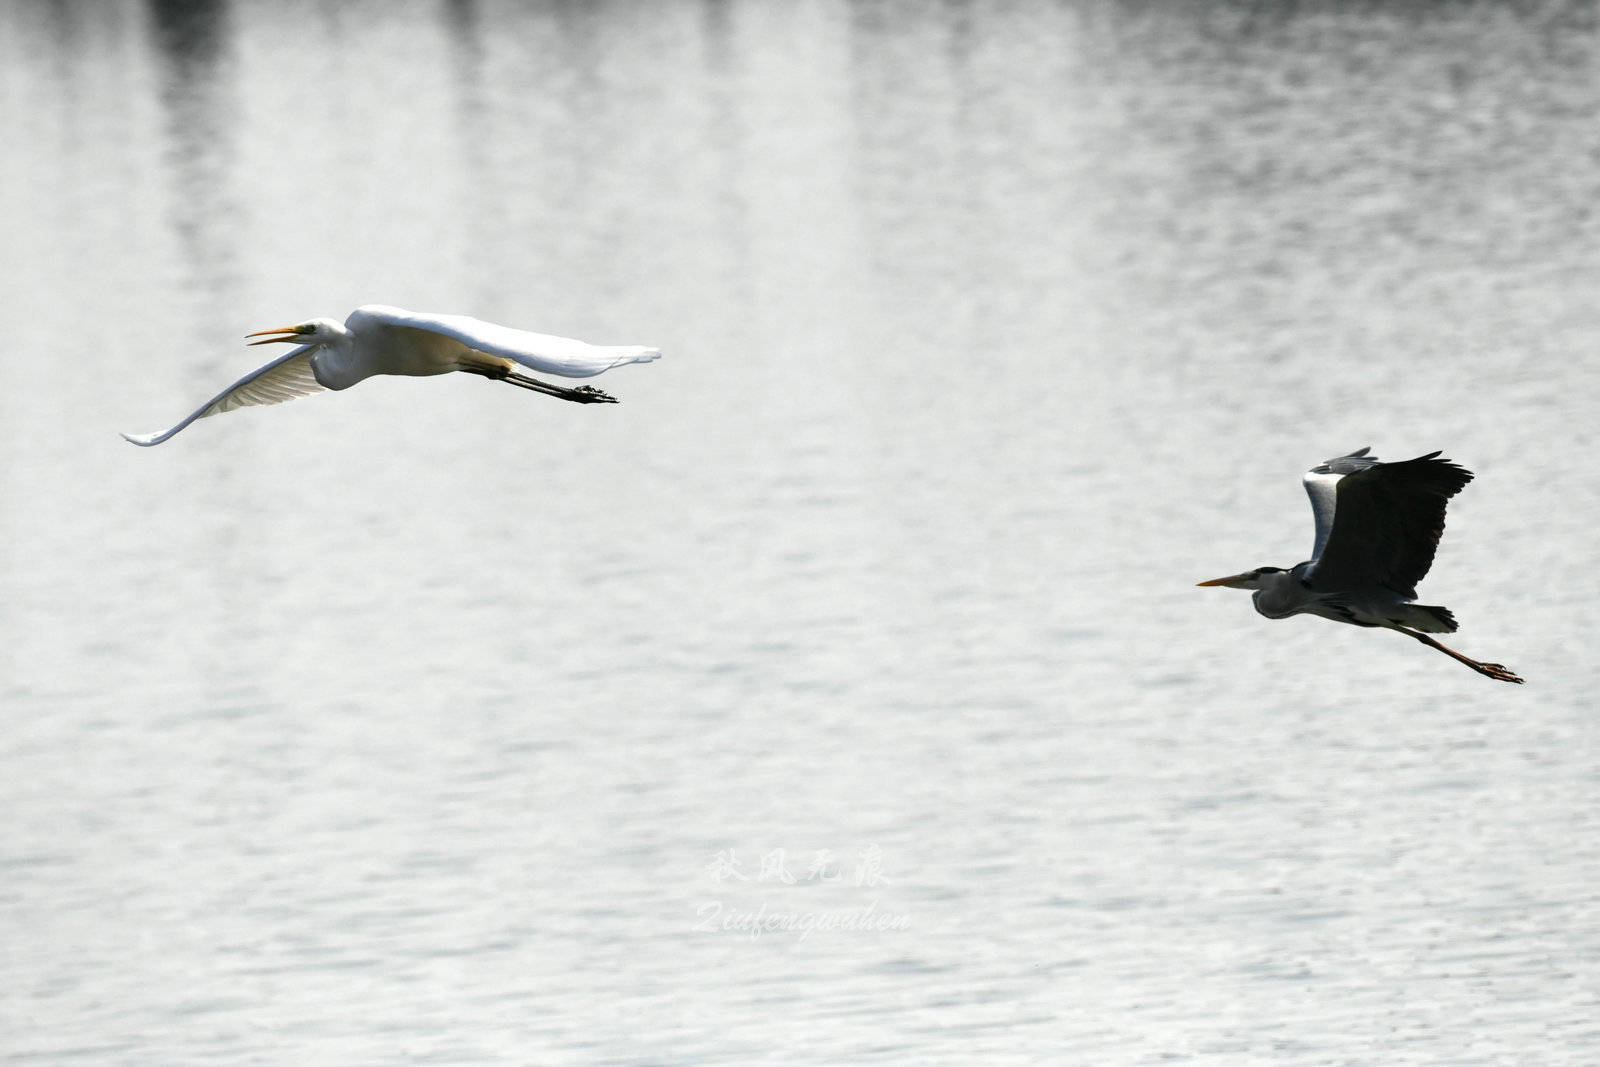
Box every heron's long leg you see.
[1392,625,1524,684]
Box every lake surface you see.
[3,1,1598,1063]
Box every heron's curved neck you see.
[1251,568,1307,619]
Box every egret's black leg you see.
[1393,625,1524,684]
[502,370,617,404]
[458,363,618,404]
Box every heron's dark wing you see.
[1302,447,1375,562]
[121,345,324,446]
[1307,451,1473,598]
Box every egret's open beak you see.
[246,325,311,346]
[1197,573,1251,588]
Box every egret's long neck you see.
[319,322,356,349]
[307,325,362,390]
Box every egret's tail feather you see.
[506,345,661,379]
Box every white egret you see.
[121,304,661,446]
[1199,447,1523,683]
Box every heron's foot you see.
[1476,661,1524,684]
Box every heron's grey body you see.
[1254,447,1468,630]
[1200,447,1522,683]
[1245,562,1456,634]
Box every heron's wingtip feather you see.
[121,429,170,447]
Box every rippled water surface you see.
[3,1,1598,1063]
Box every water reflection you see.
[439,0,496,306]
[148,0,239,297]
[696,0,756,323]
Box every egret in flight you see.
[1199,447,1522,683]
[121,304,661,446]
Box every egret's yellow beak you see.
[1197,573,1252,588]
[246,325,311,346]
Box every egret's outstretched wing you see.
[1302,446,1375,562]
[121,346,325,446]
[351,305,661,379]
[1307,451,1473,599]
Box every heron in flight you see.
[122,304,661,446]
[1199,447,1523,683]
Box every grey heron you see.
[1199,447,1523,684]
[122,305,661,446]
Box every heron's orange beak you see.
[1197,573,1252,588]
[246,325,311,346]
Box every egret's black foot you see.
[568,385,618,404]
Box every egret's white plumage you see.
[1199,447,1523,683]
[122,304,661,446]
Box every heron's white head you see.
[1196,566,1282,590]
[246,317,347,347]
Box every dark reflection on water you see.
[148,0,239,296]
[441,0,485,122]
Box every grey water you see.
[3,0,1598,1062]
